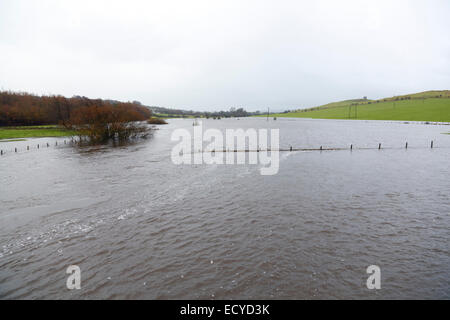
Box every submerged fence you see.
[0,139,440,156]
[186,140,437,155]
[0,138,79,156]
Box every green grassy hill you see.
[270,91,450,122]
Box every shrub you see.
[147,117,168,125]
[68,104,151,143]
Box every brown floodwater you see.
[0,118,449,299]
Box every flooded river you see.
[0,118,449,299]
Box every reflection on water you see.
[74,136,155,156]
[0,118,449,299]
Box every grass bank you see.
[153,113,195,119]
[0,126,77,140]
[264,91,450,122]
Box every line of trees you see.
[0,91,152,127]
[150,106,261,118]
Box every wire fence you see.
[0,139,443,157]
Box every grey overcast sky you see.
[0,0,449,111]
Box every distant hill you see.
[313,98,372,109]
[269,90,450,122]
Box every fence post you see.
[405,142,408,149]
[378,143,381,150]
[350,144,353,150]
[15,148,17,153]
[431,141,434,149]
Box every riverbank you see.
[153,113,195,119]
[263,95,450,122]
[0,126,77,140]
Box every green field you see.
[267,91,450,122]
[0,126,77,140]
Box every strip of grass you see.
[265,98,450,122]
[0,126,77,140]
[154,113,195,119]
[0,138,27,142]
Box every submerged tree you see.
[68,104,151,143]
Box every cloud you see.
[0,0,449,111]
